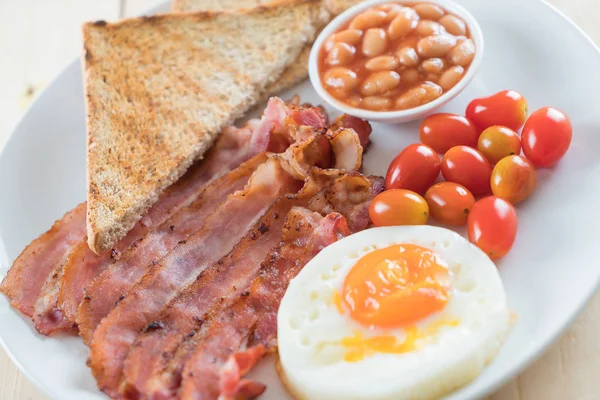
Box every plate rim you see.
[1,1,600,399]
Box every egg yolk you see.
[340,320,459,362]
[342,244,450,328]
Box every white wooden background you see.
[0,1,599,399]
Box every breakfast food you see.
[278,225,511,400]
[425,182,475,226]
[466,90,529,131]
[521,106,572,167]
[385,143,440,193]
[490,155,537,204]
[369,188,429,226]
[441,145,492,195]
[83,0,330,254]
[468,197,518,260]
[319,2,476,111]
[420,113,479,153]
[477,125,522,164]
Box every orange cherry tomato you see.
[466,90,528,131]
[369,189,429,227]
[467,196,518,260]
[419,113,479,154]
[385,144,440,193]
[441,146,492,195]
[477,125,521,164]
[425,182,475,226]
[491,155,536,204]
[521,106,572,167]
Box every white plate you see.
[1,1,599,399]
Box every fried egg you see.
[277,225,510,400]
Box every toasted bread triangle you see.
[83,0,329,254]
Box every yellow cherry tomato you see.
[490,155,536,204]
[369,189,429,226]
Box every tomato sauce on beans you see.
[319,2,475,111]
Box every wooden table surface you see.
[1,1,599,399]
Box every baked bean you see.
[387,7,419,39]
[397,46,419,67]
[439,14,467,36]
[360,71,401,96]
[420,58,445,74]
[365,55,400,71]
[324,29,363,51]
[401,68,421,85]
[325,43,356,66]
[324,67,359,91]
[377,4,404,22]
[426,73,440,82]
[349,9,387,30]
[395,82,443,109]
[417,34,456,58]
[413,3,445,20]
[447,38,475,66]
[415,20,445,36]
[362,28,388,57]
[363,96,393,110]
[438,65,465,90]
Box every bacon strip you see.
[219,346,268,400]
[76,154,267,345]
[330,114,372,150]
[0,203,87,318]
[118,171,345,399]
[178,208,351,400]
[308,171,385,233]
[89,159,302,398]
[289,106,328,130]
[328,128,364,171]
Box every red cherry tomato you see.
[521,107,572,167]
[424,182,475,226]
[419,113,479,154]
[477,125,521,165]
[441,146,493,195]
[385,144,440,193]
[369,189,429,227]
[491,155,537,204]
[466,90,528,131]
[467,196,518,260]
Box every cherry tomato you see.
[491,155,536,204]
[466,90,528,131]
[441,146,492,195]
[477,125,521,164]
[467,196,518,260]
[369,189,429,226]
[419,113,479,154]
[424,182,475,226]
[385,144,440,193]
[521,106,572,167]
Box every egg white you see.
[277,225,510,400]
